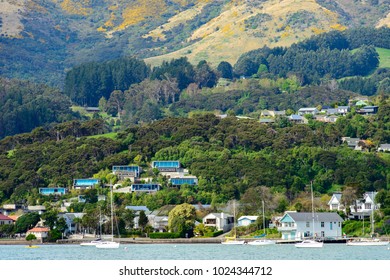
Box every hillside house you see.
[39,187,67,196]
[357,106,379,115]
[277,212,343,240]
[341,137,361,149]
[377,144,390,152]
[112,165,141,180]
[288,115,307,124]
[151,161,181,172]
[298,107,319,116]
[73,178,100,189]
[131,183,161,193]
[169,176,198,187]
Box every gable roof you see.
[284,212,343,222]
[238,216,258,221]
[0,213,13,221]
[27,227,50,233]
[204,213,233,219]
[328,193,342,205]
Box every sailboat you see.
[96,183,120,249]
[80,195,103,246]
[295,181,324,248]
[221,200,245,245]
[347,192,389,246]
[248,200,276,246]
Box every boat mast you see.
[262,200,266,235]
[110,182,114,242]
[311,181,315,239]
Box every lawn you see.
[376,47,390,68]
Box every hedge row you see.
[204,230,224,237]
[149,232,181,239]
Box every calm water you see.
[1,244,389,260]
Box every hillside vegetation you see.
[0,0,389,85]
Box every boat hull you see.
[95,241,120,249]
[221,240,245,245]
[247,240,276,246]
[295,240,324,248]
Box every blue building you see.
[131,184,161,192]
[112,165,141,178]
[39,187,67,196]
[73,178,100,189]
[151,161,180,172]
[169,177,198,187]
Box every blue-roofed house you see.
[357,105,379,115]
[73,178,100,189]
[151,161,181,172]
[237,216,259,226]
[39,187,67,196]
[131,183,161,193]
[277,212,343,240]
[169,176,198,187]
[112,165,141,179]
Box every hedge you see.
[149,232,181,239]
[204,230,224,237]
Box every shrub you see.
[149,232,181,239]
[204,230,224,237]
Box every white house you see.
[277,212,343,240]
[237,216,258,226]
[349,192,379,219]
[202,213,234,232]
[58,213,85,235]
[147,215,168,232]
[336,106,350,115]
[298,107,319,116]
[328,193,344,211]
[377,144,390,152]
[0,213,14,225]
[26,227,50,241]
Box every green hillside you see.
[0,0,389,86]
[377,48,390,68]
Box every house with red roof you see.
[0,213,14,225]
[27,227,50,241]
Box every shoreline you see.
[0,237,350,245]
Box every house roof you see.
[284,212,343,222]
[238,216,258,221]
[328,193,342,205]
[0,213,13,221]
[27,227,50,233]
[289,115,303,120]
[379,144,390,149]
[298,107,317,111]
[125,206,150,212]
[204,213,233,219]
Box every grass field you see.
[87,132,118,139]
[376,47,390,68]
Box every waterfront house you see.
[237,216,258,226]
[26,227,50,241]
[39,187,67,196]
[327,193,344,211]
[58,213,85,235]
[147,215,169,232]
[0,213,14,225]
[203,213,234,232]
[349,192,379,220]
[73,178,100,189]
[277,212,343,240]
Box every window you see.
[306,222,310,227]
[321,231,325,237]
[321,222,324,228]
